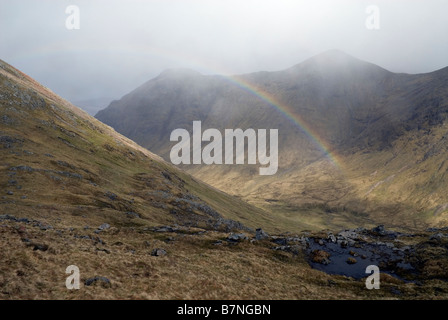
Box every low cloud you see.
[1,0,447,108]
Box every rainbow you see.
[219,74,341,167]
[12,42,341,167]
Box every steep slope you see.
[96,50,448,229]
[0,58,279,233]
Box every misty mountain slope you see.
[96,50,448,229]
[0,58,281,233]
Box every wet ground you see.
[306,238,416,280]
[270,225,448,282]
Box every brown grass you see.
[1,218,447,300]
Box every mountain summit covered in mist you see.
[96,50,448,230]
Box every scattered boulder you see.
[28,242,48,251]
[0,136,23,149]
[271,237,287,246]
[430,233,448,241]
[337,240,348,248]
[338,230,360,240]
[74,235,90,240]
[427,226,448,232]
[151,248,167,256]
[154,226,176,233]
[85,276,111,288]
[36,223,53,231]
[347,257,357,264]
[255,228,269,240]
[95,223,110,233]
[226,233,248,242]
[91,236,104,245]
[164,237,175,243]
[327,233,337,243]
[370,225,400,239]
[125,211,140,219]
[10,165,33,172]
[104,191,117,201]
[371,225,387,236]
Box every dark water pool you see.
[306,238,416,280]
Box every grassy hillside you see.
[0,58,279,233]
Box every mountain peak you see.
[314,49,355,58]
[288,49,391,77]
[303,49,364,65]
[157,68,202,79]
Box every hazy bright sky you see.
[1,0,447,112]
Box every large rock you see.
[255,228,269,240]
[226,233,248,242]
[151,248,167,256]
[371,225,387,236]
[327,233,337,243]
[338,230,360,240]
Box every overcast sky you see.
[1,0,447,114]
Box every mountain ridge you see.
[96,50,448,230]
